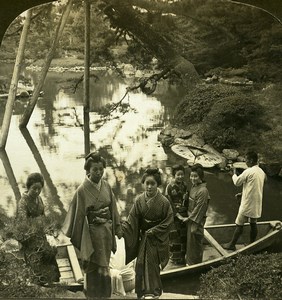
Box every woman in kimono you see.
[165,164,189,265]
[183,164,210,265]
[122,168,173,299]
[17,172,45,219]
[63,153,122,299]
[16,173,60,284]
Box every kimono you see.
[17,192,45,218]
[62,177,121,299]
[16,193,60,284]
[122,190,173,299]
[165,181,188,264]
[186,182,210,265]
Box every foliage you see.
[202,94,265,150]
[198,253,282,299]
[173,83,243,126]
[1,214,61,286]
[0,249,66,298]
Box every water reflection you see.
[20,128,66,217]
[0,149,21,202]
[0,67,281,226]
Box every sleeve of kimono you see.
[17,198,27,219]
[149,198,174,243]
[165,184,176,215]
[62,191,94,261]
[110,189,122,252]
[38,196,45,216]
[188,189,209,224]
[122,198,140,264]
[62,192,79,239]
[232,169,248,186]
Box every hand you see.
[182,217,189,223]
[176,213,184,221]
[116,229,123,239]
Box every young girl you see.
[122,168,173,299]
[17,172,45,219]
[183,164,210,265]
[165,164,188,265]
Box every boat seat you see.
[204,229,229,256]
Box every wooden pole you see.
[19,0,73,128]
[0,149,21,202]
[0,9,32,149]
[20,128,66,215]
[83,0,91,156]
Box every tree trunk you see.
[0,9,32,149]
[19,0,73,128]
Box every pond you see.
[0,64,281,294]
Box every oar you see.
[204,229,229,256]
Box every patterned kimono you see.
[63,177,121,299]
[122,190,173,299]
[17,192,45,218]
[16,193,60,284]
[186,182,210,265]
[165,181,188,264]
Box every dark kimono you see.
[186,182,210,265]
[165,181,188,265]
[62,177,121,299]
[122,190,173,299]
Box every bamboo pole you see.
[0,9,32,149]
[0,149,21,202]
[19,0,73,128]
[84,0,91,156]
[20,128,66,215]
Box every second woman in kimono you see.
[122,168,173,299]
[63,152,122,299]
[183,164,210,265]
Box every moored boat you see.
[55,220,282,289]
[161,220,282,279]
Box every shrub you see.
[202,95,264,150]
[0,249,67,298]
[1,214,61,286]
[173,83,246,126]
[198,253,282,299]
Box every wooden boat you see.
[55,243,84,290]
[161,220,282,279]
[171,144,222,168]
[55,221,282,289]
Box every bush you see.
[202,94,264,150]
[1,214,61,286]
[173,83,246,126]
[0,249,66,298]
[198,253,282,299]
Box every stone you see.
[222,149,240,160]
[175,129,192,139]
[0,239,21,252]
